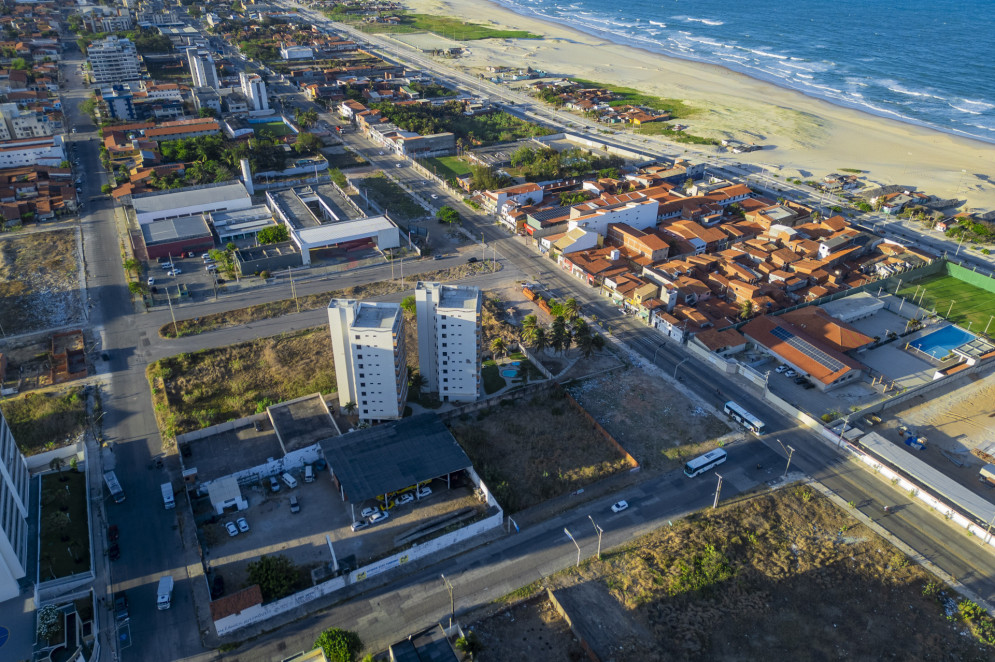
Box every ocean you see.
[492,0,995,143]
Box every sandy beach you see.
[399,0,995,210]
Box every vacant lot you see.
[447,385,631,512]
[343,12,541,40]
[569,369,730,470]
[160,261,501,338]
[356,173,425,221]
[147,327,335,438]
[39,471,90,580]
[423,155,472,180]
[472,596,584,661]
[897,272,995,335]
[0,229,83,334]
[480,488,995,661]
[0,385,88,456]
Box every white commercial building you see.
[415,282,482,402]
[0,134,65,168]
[0,410,30,603]
[186,48,219,90]
[87,36,142,84]
[132,181,251,225]
[567,194,659,237]
[239,72,269,112]
[328,300,408,421]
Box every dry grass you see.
[0,385,88,456]
[570,369,730,469]
[447,385,631,512]
[0,229,83,334]
[160,262,501,338]
[147,327,335,438]
[528,488,995,661]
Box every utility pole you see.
[946,300,955,319]
[563,527,581,567]
[481,232,486,261]
[587,515,603,560]
[440,574,455,630]
[288,266,299,313]
[674,357,689,380]
[775,438,796,478]
[166,288,178,337]
[712,473,723,509]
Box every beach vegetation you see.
[509,145,624,181]
[633,122,720,145]
[573,78,696,118]
[371,101,554,146]
[339,11,542,41]
[839,168,864,173]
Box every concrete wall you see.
[25,441,84,473]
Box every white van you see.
[156,576,174,610]
[304,465,314,483]
[160,483,175,510]
[281,472,298,489]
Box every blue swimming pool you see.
[909,325,976,358]
[501,369,518,378]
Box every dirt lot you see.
[147,327,335,439]
[0,385,88,456]
[472,597,586,662]
[473,488,995,661]
[160,261,501,338]
[0,229,83,334]
[876,371,995,499]
[569,369,731,470]
[447,385,631,512]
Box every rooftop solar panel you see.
[771,325,846,373]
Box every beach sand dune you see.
[401,0,995,209]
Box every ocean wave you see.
[648,20,667,27]
[795,73,814,79]
[956,98,995,112]
[883,82,945,101]
[678,16,725,26]
[745,48,788,60]
[948,103,983,115]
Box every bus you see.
[723,401,766,435]
[684,448,728,478]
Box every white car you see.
[147,277,155,287]
[395,163,402,168]
[416,486,432,499]
[610,500,629,513]
[167,267,182,276]
[397,493,415,506]
[224,521,238,537]
[368,510,389,524]
[775,364,788,373]
[360,506,379,519]
[236,517,249,533]
[430,194,438,199]
[350,519,369,532]
[784,369,797,378]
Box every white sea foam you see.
[746,48,788,60]
[957,98,995,112]
[680,16,724,26]
[795,73,814,79]
[948,103,983,115]
[884,82,945,101]
[648,20,667,27]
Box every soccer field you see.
[897,273,995,335]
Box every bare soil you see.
[0,229,83,334]
[147,327,335,439]
[472,597,586,662]
[474,488,995,661]
[569,369,731,470]
[447,385,631,512]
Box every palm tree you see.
[490,336,506,359]
[574,328,596,358]
[408,371,426,391]
[531,326,549,355]
[572,317,588,336]
[550,316,568,354]
[343,401,357,416]
[562,298,579,321]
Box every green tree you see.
[562,297,579,321]
[101,184,112,194]
[59,160,71,169]
[739,299,755,320]
[10,57,27,70]
[246,554,298,601]
[408,370,426,391]
[198,107,217,118]
[490,336,506,359]
[127,281,147,295]
[123,258,141,276]
[313,628,363,662]
[436,205,459,225]
[574,326,596,358]
[343,401,357,416]
[294,131,322,154]
[257,224,289,244]
[295,108,318,128]
[36,605,61,642]
[530,326,549,355]
[400,295,416,316]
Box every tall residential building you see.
[415,282,482,402]
[0,410,30,602]
[328,300,408,421]
[239,72,269,112]
[186,48,220,90]
[87,36,142,84]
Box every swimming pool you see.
[501,369,518,378]
[908,325,976,358]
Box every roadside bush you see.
[313,628,363,662]
[260,270,270,279]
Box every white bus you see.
[684,448,728,478]
[723,401,766,435]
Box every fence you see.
[947,261,995,293]
[564,390,639,469]
[25,440,84,473]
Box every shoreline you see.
[400,0,995,211]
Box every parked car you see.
[775,364,788,373]
[793,376,807,385]
[167,267,182,276]
[107,525,119,542]
[611,500,629,513]
[433,254,444,260]
[113,591,129,622]
[416,486,432,499]
[361,506,379,518]
[147,277,155,287]
[206,264,217,272]
[430,194,438,199]
[784,369,797,378]
[397,493,415,506]
[236,517,249,533]
[350,519,369,532]
[269,476,280,492]
[108,542,120,560]
[467,257,478,263]
[289,495,300,513]
[224,521,238,537]
[368,510,389,524]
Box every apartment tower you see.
[0,410,30,602]
[415,282,482,402]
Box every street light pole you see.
[587,515,603,560]
[712,473,723,509]
[783,445,795,477]
[440,574,454,630]
[674,356,689,380]
[563,527,581,567]
[652,343,666,363]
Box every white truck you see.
[156,576,174,610]
[161,482,175,509]
[103,471,125,503]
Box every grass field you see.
[359,173,426,221]
[252,121,294,139]
[340,12,542,40]
[897,272,995,336]
[39,471,90,580]
[0,386,88,456]
[422,155,472,180]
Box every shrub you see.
[260,270,270,279]
[37,605,61,641]
[313,628,363,662]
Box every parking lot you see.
[194,470,482,598]
[146,252,223,303]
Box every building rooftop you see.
[438,284,481,311]
[140,214,212,245]
[133,181,249,216]
[353,302,401,331]
[209,205,276,237]
[318,413,472,503]
[267,393,340,454]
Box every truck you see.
[103,471,125,503]
[156,576,174,610]
[161,482,175,510]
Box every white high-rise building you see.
[186,48,219,90]
[415,282,481,402]
[87,36,142,84]
[328,300,408,421]
[239,72,269,112]
[0,410,30,602]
